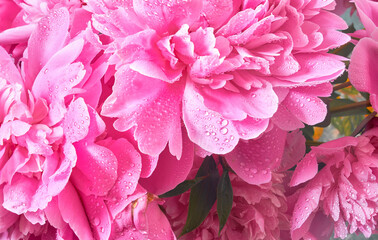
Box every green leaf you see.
[217,170,233,234]
[180,156,220,237]
[159,176,205,198]
[331,115,365,136]
[301,125,314,141]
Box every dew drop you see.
[220,127,228,135]
[93,218,100,226]
[221,119,228,127]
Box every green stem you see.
[306,140,324,146]
[352,111,377,136]
[330,100,371,114]
[333,81,352,91]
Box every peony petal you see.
[71,142,117,196]
[102,66,183,159]
[27,8,70,81]
[290,152,318,186]
[232,116,269,140]
[0,46,23,85]
[278,53,345,83]
[225,126,287,184]
[0,24,36,45]
[139,130,194,195]
[201,0,240,29]
[103,138,142,218]
[81,195,112,240]
[349,35,378,112]
[58,182,93,240]
[271,105,305,131]
[61,98,90,143]
[197,81,279,120]
[0,187,19,232]
[133,0,202,34]
[278,130,306,172]
[44,197,66,230]
[31,39,86,125]
[2,173,39,214]
[291,182,322,234]
[144,200,177,240]
[354,0,378,35]
[182,83,239,154]
[0,147,29,185]
[281,84,331,126]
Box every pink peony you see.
[349,0,378,112]
[108,189,176,240]
[353,0,378,36]
[162,129,305,239]
[289,125,378,239]
[95,0,349,161]
[164,169,289,240]
[0,7,124,239]
[0,0,91,61]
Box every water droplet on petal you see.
[221,119,228,127]
[93,218,100,226]
[220,127,228,135]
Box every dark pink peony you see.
[94,0,349,161]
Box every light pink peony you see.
[95,0,349,161]
[289,126,378,239]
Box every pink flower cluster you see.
[0,0,376,239]
[289,122,378,239]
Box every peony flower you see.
[95,0,349,164]
[349,0,378,112]
[162,129,305,239]
[108,189,176,240]
[164,169,289,240]
[0,0,91,61]
[289,125,378,239]
[353,0,378,36]
[0,7,124,239]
